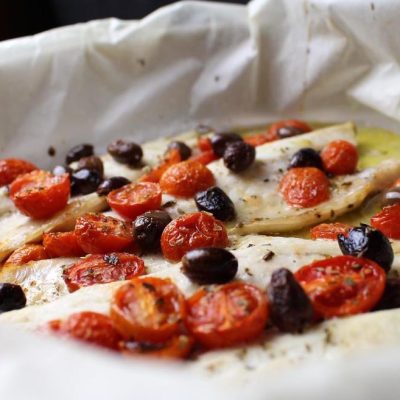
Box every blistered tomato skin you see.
[161,212,229,262]
[211,132,243,157]
[43,232,84,258]
[338,224,394,272]
[0,283,27,313]
[139,148,181,183]
[159,160,215,198]
[194,186,235,221]
[5,244,48,266]
[321,140,358,175]
[310,223,351,240]
[66,144,94,165]
[371,204,400,240]
[279,167,330,208]
[288,148,323,170]
[268,120,312,140]
[0,159,37,186]
[223,141,255,173]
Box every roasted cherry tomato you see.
[197,137,213,152]
[294,255,386,318]
[321,140,358,175]
[63,253,145,292]
[161,212,228,261]
[4,244,48,266]
[267,119,312,140]
[43,231,84,257]
[310,223,351,240]
[139,148,181,183]
[243,133,275,147]
[159,160,215,197]
[190,150,219,165]
[47,311,123,350]
[119,334,194,360]
[186,282,268,349]
[371,204,400,240]
[74,213,133,254]
[10,170,70,219]
[107,182,162,220]
[0,159,38,186]
[111,277,187,343]
[279,167,330,207]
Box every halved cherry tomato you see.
[4,244,48,266]
[186,282,268,349]
[43,231,84,257]
[107,182,162,220]
[139,148,181,183]
[74,213,133,254]
[267,119,312,140]
[63,253,144,292]
[159,160,215,197]
[295,255,386,318]
[161,212,228,261]
[197,137,213,152]
[190,150,218,165]
[47,311,123,350]
[321,140,358,175]
[243,133,275,147]
[371,204,400,240]
[10,170,70,219]
[111,277,187,343]
[310,223,351,240]
[279,167,330,207]
[120,334,194,359]
[0,159,38,186]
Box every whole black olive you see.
[133,210,172,251]
[194,186,235,221]
[338,224,394,272]
[70,168,103,196]
[211,132,243,157]
[277,126,308,139]
[267,268,313,333]
[77,156,104,178]
[167,141,192,161]
[107,140,143,166]
[66,144,94,164]
[288,148,323,170]
[0,283,26,313]
[53,165,73,176]
[382,187,400,207]
[374,276,400,311]
[223,141,255,173]
[97,176,131,196]
[182,247,238,284]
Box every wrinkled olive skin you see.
[338,224,394,272]
[97,176,131,196]
[133,210,172,251]
[66,144,94,164]
[107,140,143,166]
[267,268,313,333]
[223,141,256,173]
[0,283,26,313]
[382,187,400,207]
[167,141,192,161]
[182,247,238,284]
[195,186,235,221]
[77,156,104,178]
[211,132,243,157]
[277,126,307,139]
[374,276,400,311]
[70,168,103,196]
[289,148,323,170]
[53,165,73,176]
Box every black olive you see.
[97,176,131,196]
[374,276,400,311]
[167,141,192,160]
[267,268,313,333]
[288,148,323,170]
[276,126,308,139]
[133,210,172,251]
[107,140,143,166]
[194,186,235,221]
[182,247,238,284]
[211,132,243,157]
[382,187,400,207]
[0,283,26,313]
[52,165,73,176]
[70,168,103,196]
[338,224,394,272]
[66,144,94,164]
[77,156,104,178]
[223,141,255,173]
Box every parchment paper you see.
[0,0,400,398]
